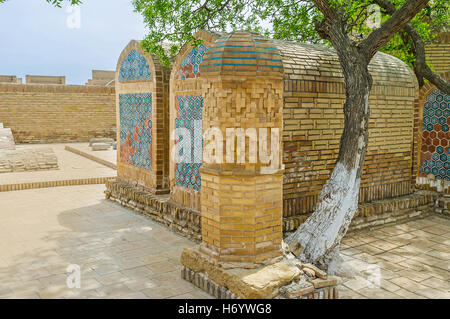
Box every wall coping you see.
[0,83,115,94]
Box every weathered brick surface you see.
[25,75,65,85]
[0,84,116,143]
[169,30,220,211]
[0,147,58,173]
[115,40,170,195]
[198,31,284,263]
[105,180,202,241]
[278,39,418,218]
[425,33,450,76]
[283,191,437,233]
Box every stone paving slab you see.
[65,143,116,166]
[0,147,58,173]
[0,144,116,187]
[65,144,116,169]
[0,184,448,299]
[0,128,15,150]
[340,216,450,299]
[0,185,211,299]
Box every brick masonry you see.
[0,147,58,173]
[0,176,115,192]
[283,191,438,233]
[105,179,202,241]
[167,30,419,225]
[109,31,448,257]
[0,83,116,143]
[278,39,418,218]
[116,40,170,195]
[181,266,339,299]
[412,33,449,192]
[105,179,438,239]
[170,30,220,211]
[436,193,450,216]
[425,33,450,76]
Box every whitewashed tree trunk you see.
[285,0,430,274]
[286,37,372,274]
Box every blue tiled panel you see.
[420,89,449,181]
[178,44,208,80]
[174,95,203,190]
[119,93,152,170]
[119,49,152,82]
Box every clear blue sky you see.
[0,0,147,84]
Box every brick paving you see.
[0,185,210,299]
[340,217,450,299]
[0,184,448,299]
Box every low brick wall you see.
[65,146,116,170]
[0,147,58,173]
[436,194,450,217]
[283,191,437,233]
[0,83,116,143]
[106,180,438,242]
[0,176,115,192]
[105,180,201,241]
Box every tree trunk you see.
[286,48,372,275]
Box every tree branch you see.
[359,0,430,62]
[374,0,449,94]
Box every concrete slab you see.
[0,128,15,150]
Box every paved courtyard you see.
[0,184,448,299]
[340,216,450,298]
[0,185,210,299]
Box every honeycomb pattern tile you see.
[176,44,208,80]
[118,49,152,82]
[174,95,203,190]
[419,89,449,181]
[119,93,152,170]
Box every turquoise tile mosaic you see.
[119,49,152,82]
[177,44,208,80]
[174,95,203,191]
[419,89,449,181]
[119,93,152,170]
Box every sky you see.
[0,0,147,84]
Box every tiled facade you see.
[413,33,449,192]
[115,40,170,195]
[119,93,153,170]
[419,89,449,181]
[174,95,203,191]
[118,49,152,82]
[112,31,448,264]
[170,31,218,211]
[176,44,208,80]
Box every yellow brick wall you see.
[277,40,418,217]
[425,32,450,76]
[0,84,115,143]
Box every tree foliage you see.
[133,0,448,80]
[0,0,82,7]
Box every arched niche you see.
[115,40,170,194]
[169,30,220,211]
